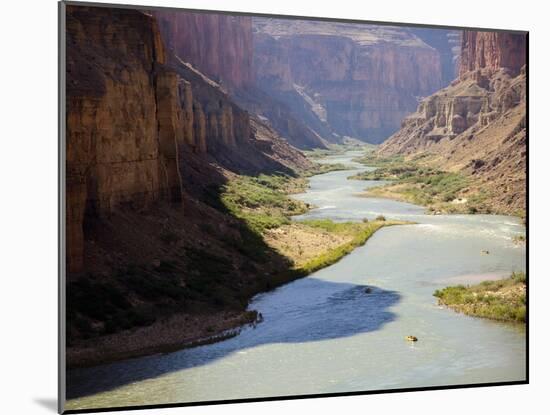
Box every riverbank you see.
[351,153,525,218]
[220,167,409,281]
[67,310,259,368]
[68,219,403,368]
[434,272,526,323]
[67,150,527,408]
[68,160,405,368]
[303,141,375,160]
[265,218,410,281]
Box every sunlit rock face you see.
[459,31,526,76]
[379,30,527,214]
[252,19,459,143]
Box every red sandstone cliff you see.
[153,10,327,150]
[154,11,254,88]
[253,19,450,143]
[65,5,316,360]
[459,31,526,76]
[66,6,310,275]
[66,7,184,273]
[379,30,527,214]
[151,13,460,147]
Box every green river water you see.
[66,151,526,411]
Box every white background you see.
[1,0,546,414]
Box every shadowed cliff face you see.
[154,11,254,88]
[66,6,311,275]
[379,30,527,214]
[66,5,314,351]
[152,12,458,147]
[252,19,457,143]
[66,7,184,273]
[153,10,328,150]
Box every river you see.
[65,150,526,411]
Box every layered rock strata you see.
[379,31,527,214]
[66,6,311,274]
[154,11,327,149]
[66,7,184,273]
[154,11,254,88]
[154,13,459,146]
[252,19,454,143]
[459,31,527,76]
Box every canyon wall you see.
[65,5,315,351]
[410,28,461,85]
[66,7,312,274]
[153,13,459,146]
[154,10,327,149]
[379,30,527,214]
[459,31,527,76]
[154,11,254,88]
[66,6,184,273]
[252,19,456,143]
[167,55,310,172]
[171,59,250,155]
[231,85,329,149]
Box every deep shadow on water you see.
[67,280,400,399]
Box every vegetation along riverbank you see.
[350,152,524,217]
[304,141,376,159]
[219,170,410,286]
[67,161,406,368]
[434,272,526,323]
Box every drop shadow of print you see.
[66,282,400,400]
[33,398,58,412]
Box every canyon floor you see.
[67,142,525,368]
[65,149,526,411]
[352,151,525,218]
[67,147,404,368]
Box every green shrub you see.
[434,272,526,323]
[67,261,193,341]
[512,271,527,283]
[350,157,474,212]
[220,174,308,234]
[199,223,215,234]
